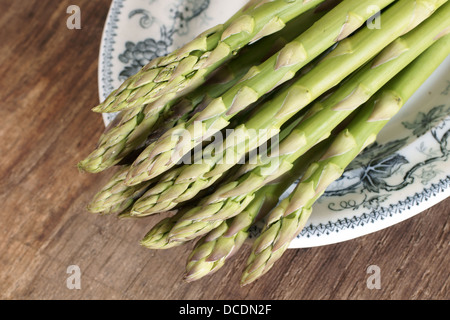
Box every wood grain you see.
[0,0,448,300]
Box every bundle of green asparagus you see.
[80,0,450,286]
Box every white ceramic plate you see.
[98,0,450,248]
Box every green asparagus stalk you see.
[125,0,397,185]
[141,210,188,250]
[78,5,333,174]
[183,140,330,282]
[241,34,450,286]
[92,0,326,114]
[165,1,450,243]
[183,187,281,282]
[87,166,152,215]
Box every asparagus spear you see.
[125,0,397,186]
[78,5,333,174]
[183,141,330,282]
[165,1,450,242]
[183,187,281,282]
[92,0,326,114]
[87,166,152,215]
[241,34,450,285]
[141,210,188,250]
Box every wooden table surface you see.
[1,0,448,300]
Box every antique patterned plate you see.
[98,0,450,248]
